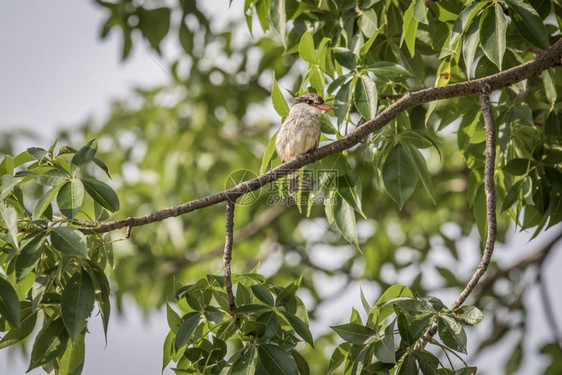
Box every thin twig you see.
[223,200,236,313]
[125,226,132,240]
[73,39,562,235]
[450,85,497,309]
[425,84,499,344]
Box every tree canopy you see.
[1,0,562,374]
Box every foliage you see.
[1,0,562,374]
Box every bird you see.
[275,93,335,193]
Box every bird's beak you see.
[316,104,336,111]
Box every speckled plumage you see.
[275,93,328,193]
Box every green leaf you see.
[260,132,278,174]
[27,147,49,160]
[86,264,111,343]
[35,168,69,186]
[61,270,96,341]
[501,179,523,212]
[413,0,428,24]
[0,175,19,201]
[360,287,371,315]
[57,179,85,219]
[51,227,88,258]
[166,304,181,333]
[175,312,201,350]
[71,140,97,168]
[290,349,310,375]
[334,80,353,126]
[449,1,487,49]
[255,0,269,32]
[398,353,418,375]
[367,61,415,80]
[93,157,112,179]
[331,323,376,345]
[81,177,120,212]
[234,303,271,314]
[231,346,258,375]
[438,315,467,354]
[59,332,85,375]
[257,311,279,340]
[162,331,174,371]
[282,311,314,347]
[275,277,301,307]
[12,151,33,169]
[235,283,253,306]
[505,0,549,50]
[299,31,315,64]
[251,284,275,306]
[479,3,507,69]
[270,0,286,46]
[179,18,193,53]
[401,3,419,57]
[454,306,484,326]
[272,72,289,117]
[258,343,298,375]
[374,321,396,363]
[359,9,378,38]
[542,69,557,106]
[136,7,171,52]
[0,202,19,249]
[334,194,359,248]
[355,74,377,120]
[375,285,414,308]
[503,158,530,176]
[463,15,481,76]
[0,277,20,327]
[33,184,64,220]
[328,343,350,374]
[333,47,356,70]
[15,234,46,281]
[414,350,439,375]
[402,144,436,203]
[382,145,418,208]
[0,302,37,349]
[28,318,69,371]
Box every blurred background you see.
[1,1,561,374]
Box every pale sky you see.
[1,2,561,375]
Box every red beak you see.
[316,104,336,111]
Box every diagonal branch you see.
[76,38,562,235]
[223,199,236,313]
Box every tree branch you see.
[223,200,236,313]
[75,38,562,235]
[425,84,498,343]
[450,85,497,309]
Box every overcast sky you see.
[1,2,561,375]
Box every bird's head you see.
[292,93,335,112]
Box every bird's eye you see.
[306,99,313,105]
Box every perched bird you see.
[275,93,335,193]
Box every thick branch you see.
[78,38,562,235]
[223,200,236,313]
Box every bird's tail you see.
[289,170,299,194]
